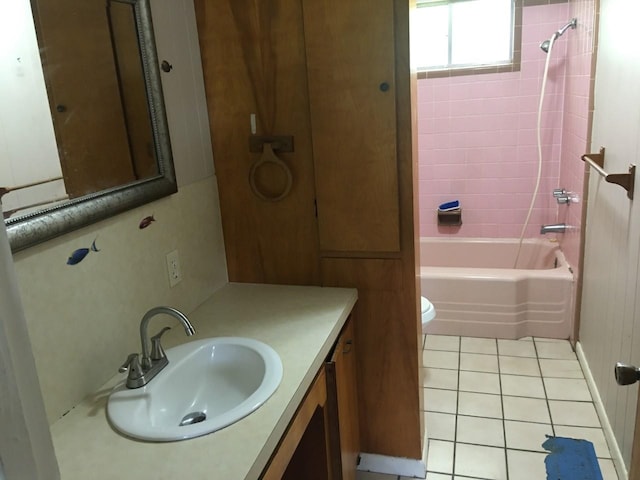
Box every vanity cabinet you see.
[261,368,332,480]
[261,317,359,480]
[325,317,360,480]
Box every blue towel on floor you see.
[543,436,603,480]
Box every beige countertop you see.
[50,283,357,480]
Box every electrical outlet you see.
[166,249,182,287]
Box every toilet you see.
[421,296,436,333]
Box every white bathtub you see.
[420,238,575,340]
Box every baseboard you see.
[576,341,628,480]
[357,452,426,478]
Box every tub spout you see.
[540,223,567,234]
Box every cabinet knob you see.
[379,82,390,92]
[56,104,67,113]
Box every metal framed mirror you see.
[3,0,177,252]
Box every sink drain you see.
[179,411,207,427]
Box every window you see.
[413,0,515,72]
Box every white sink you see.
[107,337,283,441]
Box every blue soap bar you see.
[439,200,460,212]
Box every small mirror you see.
[2,0,176,252]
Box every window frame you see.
[415,0,523,79]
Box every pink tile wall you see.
[558,0,597,273]
[418,3,574,239]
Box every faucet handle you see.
[119,353,143,378]
[150,326,171,361]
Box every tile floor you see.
[356,335,620,480]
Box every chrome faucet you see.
[119,306,195,389]
[540,223,567,234]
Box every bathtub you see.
[419,238,575,340]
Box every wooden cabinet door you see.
[262,368,330,480]
[326,317,360,480]
[303,0,400,254]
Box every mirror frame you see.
[6,0,177,253]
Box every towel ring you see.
[248,144,293,202]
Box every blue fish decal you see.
[66,239,100,265]
[139,214,155,229]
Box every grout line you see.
[533,337,556,437]
[496,337,510,480]
[451,335,461,478]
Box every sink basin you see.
[107,337,283,441]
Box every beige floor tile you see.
[425,412,456,441]
[356,471,398,480]
[456,415,504,447]
[425,474,451,480]
[539,358,584,379]
[425,475,451,480]
[423,350,459,370]
[598,459,620,480]
[424,387,457,414]
[497,339,537,358]
[544,377,592,401]
[460,352,499,373]
[426,440,454,474]
[455,443,507,479]
[460,337,497,355]
[535,340,576,360]
[501,374,545,398]
[458,391,503,419]
[498,356,540,376]
[424,368,459,390]
[417,335,612,480]
[409,473,448,480]
[554,425,612,458]
[549,400,601,427]
[459,371,501,394]
[425,335,460,352]
[504,420,552,452]
[503,396,550,423]
[507,450,547,480]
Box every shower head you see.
[540,39,552,53]
[540,18,578,53]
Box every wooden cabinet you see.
[261,368,332,480]
[196,0,421,463]
[261,317,359,480]
[303,0,400,254]
[326,318,360,480]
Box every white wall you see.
[579,0,640,472]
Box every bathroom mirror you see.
[3,0,176,252]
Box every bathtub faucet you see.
[540,223,567,234]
